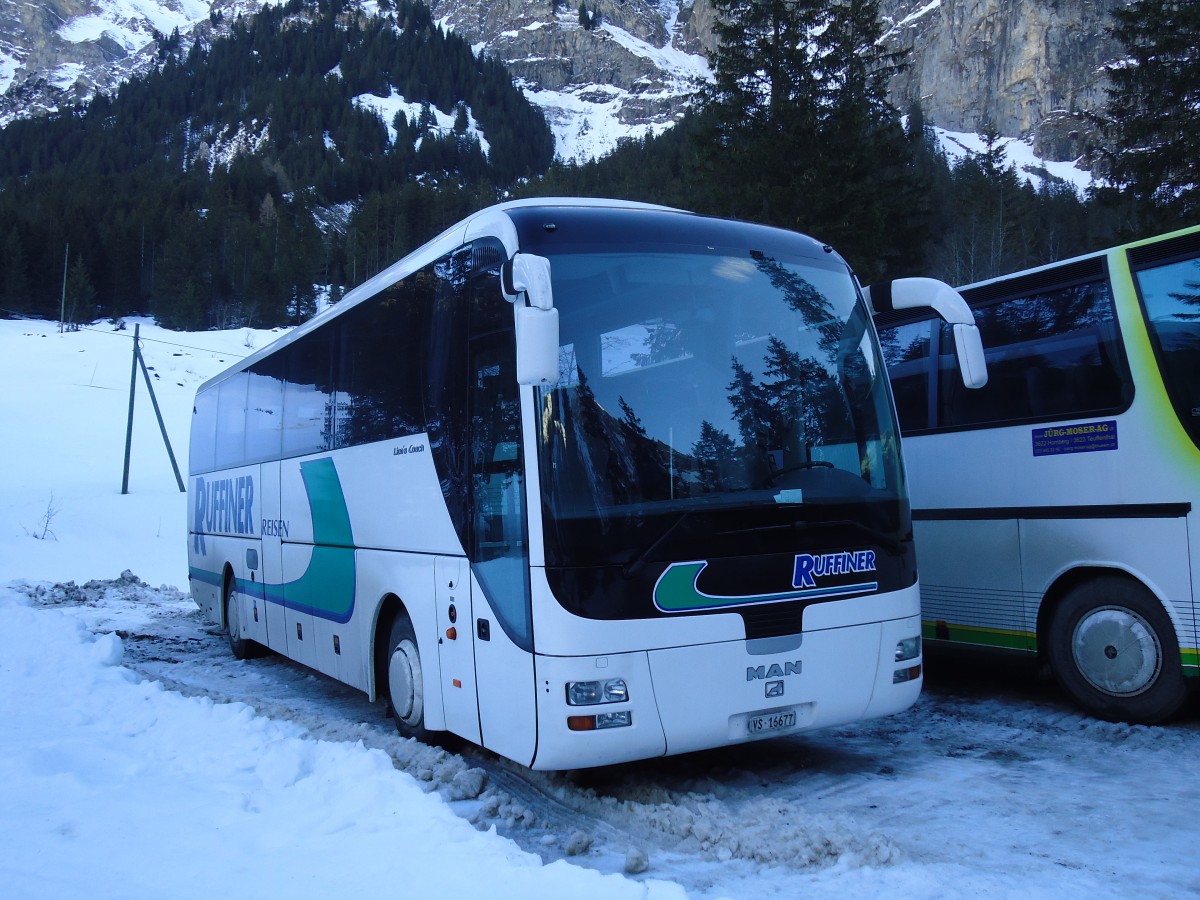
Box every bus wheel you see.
[387,616,430,741]
[1047,577,1188,724]
[224,576,255,661]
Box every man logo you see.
[746,661,802,681]
[765,680,784,698]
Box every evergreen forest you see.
[0,0,1195,331]
[0,0,555,328]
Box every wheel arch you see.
[369,593,408,703]
[1036,565,1184,665]
[220,562,237,630]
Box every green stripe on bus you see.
[925,623,1200,674]
[302,457,354,548]
[922,620,1036,652]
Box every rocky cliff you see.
[0,0,1133,164]
[879,0,1126,161]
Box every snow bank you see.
[0,588,682,899]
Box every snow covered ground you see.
[2,316,1198,898]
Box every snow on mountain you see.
[1,0,1107,182]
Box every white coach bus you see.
[878,225,1200,724]
[188,198,986,769]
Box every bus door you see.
[244,461,277,651]
[467,334,537,765]
[435,555,481,744]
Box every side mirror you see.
[950,323,987,390]
[866,277,989,389]
[503,253,561,386]
[514,305,560,386]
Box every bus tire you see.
[224,575,257,661]
[1046,577,1188,724]
[386,615,431,741]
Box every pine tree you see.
[696,0,916,280]
[62,256,97,328]
[0,227,32,313]
[1104,0,1200,224]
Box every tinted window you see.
[244,359,284,464]
[1134,253,1200,449]
[941,281,1130,428]
[337,279,428,447]
[190,387,218,475]
[881,278,1132,433]
[283,330,337,458]
[880,319,934,431]
[214,373,249,469]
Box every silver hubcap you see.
[388,639,422,725]
[1071,605,1161,697]
[226,590,238,640]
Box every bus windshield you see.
[535,244,908,570]
[1134,252,1200,451]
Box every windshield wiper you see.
[622,511,693,579]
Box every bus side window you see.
[191,387,219,475]
[879,319,934,433]
[938,282,1131,429]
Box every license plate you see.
[747,709,797,735]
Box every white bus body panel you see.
[256,460,281,651]
[471,572,538,766]
[1020,516,1195,639]
[907,395,1199,654]
[916,520,1028,640]
[278,437,459,555]
[529,584,922,770]
[436,556,482,746]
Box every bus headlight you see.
[566,678,629,706]
[895,636,921,662]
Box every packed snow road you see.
[16,574,1200,898]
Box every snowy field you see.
[2,317,1198,899]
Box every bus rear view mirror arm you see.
[503,253,560,386]
[865,277,989,389]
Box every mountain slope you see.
[1,0,1134,164]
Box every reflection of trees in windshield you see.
[552,369,683,511]
[548,333,862,511]
[722,336,852,487]
[753,254,840,356]
[539,248,899,524]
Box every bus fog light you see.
[596,711,632,729]
[566,678,629,706]
[567,712,631,731]
[895,636,921,662]
[893,664,921,684]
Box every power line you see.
[0,308,278,358]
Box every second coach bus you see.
[879,225,1200,724]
